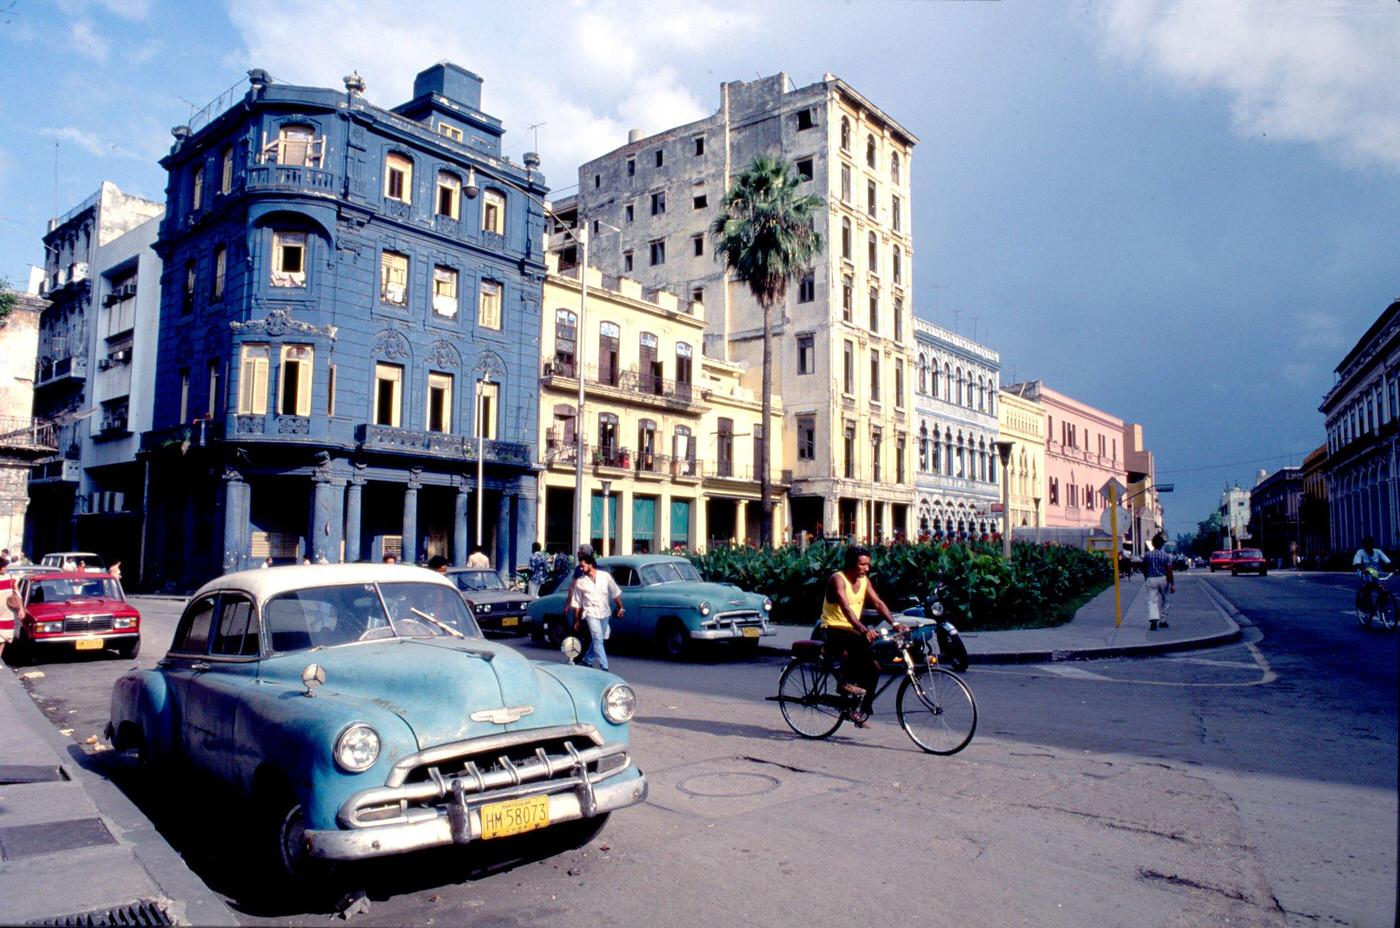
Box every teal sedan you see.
[527,555,774,659]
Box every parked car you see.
[106,564,645,880]
[39,551,107,571]
[527,554,774,659]
[1209,550,1233,572]
[7,571,140,662]
[1231,548,1268,576]
[444,567,536,636]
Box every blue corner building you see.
[142,64,546,589]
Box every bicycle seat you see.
[791,639,825,662]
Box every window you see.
[872,429,882,482]
[192,165,204,211]
[625,203,635,223]
[692,193,707,210]
[598,321,620,386]
[427,372,453,433]
[692,234,704,257]
[593,173,601,189]
[691,286,704,305]
[840,164,851,203]
[478,280,502,330]
[374,363,403,427]
[797,108,815,131]
[482,189,505,234]
[895,359,904,409]
[870,350,881,402]
[380,251,408,305]
[798,334,815,375]
[866,134,877,168]
[238,345,269,415]
[655,149,664,167]
[271,232,306,287]
[649,238,665,266]
[1049,476,1059,505]
[639,332,662,394]
[279,345,313,417]
[327,363,336,416]
[892,247,902,285]
[637,419,658,471]
[918,355,928,394]
[693,137,704,156]
[476,381,499,440]
[842,275,853,322]
[867,180,877,218]
[438,122,464,142]
[220,148,234,194]
[626,158,635,177]
[554,309,577,376]
[436,172,461,220]
[894,297,903,342]
[840,117,851,152]
[597,412,619,462]
[207,360,221,416]
[432,266,458,317]
[675,342,693,397]
[385,152,412,202]
[844,423,856,478]
[179,368,190,422]
[650,191,666,215]
[798,271,815,303]
[892,194,901,232]
[211,246,226,301]
[673,425,695,472]
[869,288,879,332]
[798,416,816,460]
[623,250,634,273]
[841,218,852,260]
[843,341,855,394]
[796,158,814,181]
[183,261,196,314]
[868,231,878,272]
[891,151,901,185]
[265,124,321,167]
[716,418,733,478]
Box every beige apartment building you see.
[569,71,917,541]
[538,254,783,554]
[997,386,1046,536]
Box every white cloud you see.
[39,126,149,163]
[1292,311,1351,354]
[68,19,108,63]
[1096,0,1400,171]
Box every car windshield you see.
[27,578,122,603]
[451,570,506,592]
[264,582,482,652]
[1236,549,1263,558]
[638,561,704,584]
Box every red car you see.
[1209,550,1233,572]
[6,571,140,662]
[1231,548,1268,576]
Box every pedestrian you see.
[382,552,398,565]
[428,555,449,574]
[1143,533,1174,630]
[526,542,549,597]
[569,550,623,671]
[466,545,490,569]
[261,555,274,569]
[0,558,14,661]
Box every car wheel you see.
[544,616,567,647]
[1261,569,1268,577]
[656,618,689,660]
[116,638,140,660]
[267,794,337,891]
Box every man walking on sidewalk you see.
[1143,533,1174,630]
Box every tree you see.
[711,156,824,547]
[0,276,15,330]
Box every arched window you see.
[639,331,661,394]
[867,231,877,271]
[918,354,928,394]
[932,362,940,398]
[597,412,619,464]
[840,117,851,152]
[866,134,877,168]
[919,423,928,470]
[977,376,985,411]
[943,363,951,401]
[675,342,693,400]
[956,368,965,406]
[553,309,577,375]
[931,427,941,474]
[956,433,966,478]
[673,424,695,476]
[841,217,852,260]
[891,151,901,185]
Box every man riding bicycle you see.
[821,546,904,728]
[1353,536,1391,606]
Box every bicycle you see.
[1355,571,1397,631]
[773,625,977,755]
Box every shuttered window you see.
[238,344,270,415]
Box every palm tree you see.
[711,155,824,548]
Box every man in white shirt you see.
[569,551,623,671]
[466,545,490,569]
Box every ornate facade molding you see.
[230,307,338,341]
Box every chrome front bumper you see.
[692,622,773,641]
[305,725,647,861]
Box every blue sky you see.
[2,0,1397,537]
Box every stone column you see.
[734,498,747,547]
[657,491,671,552]
[402,474,420,565]
[221,467,249,573]
[310,477,342,563]
[453,484,469,566]
[344,476,363,563]
[495,491,511,575]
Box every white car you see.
[40,551,107,571]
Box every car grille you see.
[706,610,763,628]
[339,724,631,831]
[64,614,114,633]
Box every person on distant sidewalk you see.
[1143,533,1174,630]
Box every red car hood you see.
[25,597,135,620]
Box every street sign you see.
[1100,507,1131,534]
[1099,477,1127,502]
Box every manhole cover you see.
[677,771,781,798]
[0,818,117,860]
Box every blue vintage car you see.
[527,554,773,659]
[106,564,646,879]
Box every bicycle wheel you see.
[1376,592,1398,631]
[1356,587,1374,628]
[778,660,845,739]
[896,666,977,755]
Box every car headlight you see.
[334,723,381,772]
[37,621,64,634]
[601,684,636,724]
[698,600,711,616]
[762,598,773,612]
[114,616,138,628]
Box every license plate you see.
[741,626,760,638]
[479,795,549,839]
[74,637,103,651]
[500,616,519,627]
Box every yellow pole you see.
[1111,485,1122,628]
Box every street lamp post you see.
[599,478,612,557]
[1033,496,1042,544]
[995,440,1015,559]
[573,226,589,555]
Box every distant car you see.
[1231,548,1268,576]
[7,571,140,662]
[1172,555,1191,571]
[39,551,107,571]
[106,564,646,881]
[1209,550,1233,572]
[443,567,536,636]
[527,554,774,659]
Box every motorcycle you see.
[900,586,970,673]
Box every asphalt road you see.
[9,572,1396,928]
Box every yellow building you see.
[997,387,1046,536]
[538,255,783,553]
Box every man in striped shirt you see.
[1143,534,1174,630]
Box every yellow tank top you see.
[821,573,867,630]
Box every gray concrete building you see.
[569,72,918,541]
[0,291,55,556]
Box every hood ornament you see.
[470,705,535,724]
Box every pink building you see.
[1004,381,1127,531]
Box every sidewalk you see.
[0,661,238,925]
[758,571,1242,662]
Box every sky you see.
[1,0,1397,538]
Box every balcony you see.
[540,361,701,411]
[35,355,88,389]
[244,164,337,196]
[543,437,705,482]
[41,262,89,298]
[0,417,59,457]
[704,464,792,488]
[355,424,533,468]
